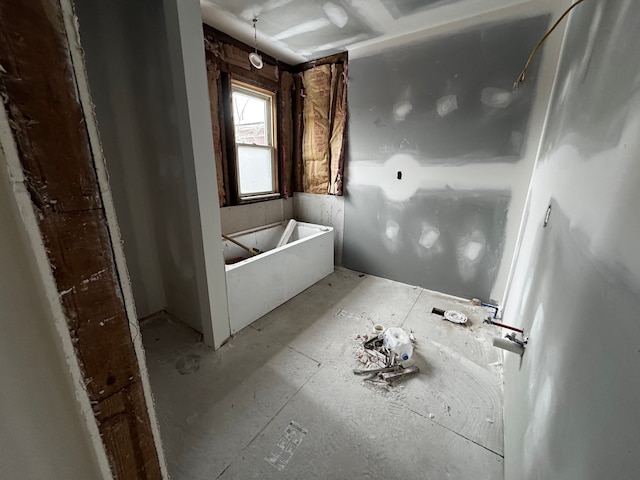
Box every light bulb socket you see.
[249,52,263,69]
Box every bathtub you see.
[222,220,334,334]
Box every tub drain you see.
[444,310,468,324]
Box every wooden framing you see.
[201,24,348,203]
[203,24,296,206]
[0,0,163,478]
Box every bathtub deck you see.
[141,267,505,480]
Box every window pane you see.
[237,145,274,195]
[232,91,268,146]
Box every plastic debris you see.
[353,326,419,385]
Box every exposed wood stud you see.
[0,0,163,478]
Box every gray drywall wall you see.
[343,13,549,302]
[346,186,509,296]
[75,0,168,319]
[293,193,344,265]
[0,154,103,480]
[502,1,640,478]
[76,0,230,346]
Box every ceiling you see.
[200,0,533,65]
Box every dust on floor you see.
[141,267,504,480]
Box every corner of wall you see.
[163,0,230,348]
[293,192,344,266]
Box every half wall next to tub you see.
[75,0,230,347]
[222,221,334,334]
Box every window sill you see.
[237,193,282,205]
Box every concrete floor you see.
[142,267,505,479]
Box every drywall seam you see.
[200,1,307,65]
[0,81,113,480]
[349,0,556,59]
[348,161,526,193]
[59,1,169,476]
[501,0,573,309]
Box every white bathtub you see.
[222,221,334,334]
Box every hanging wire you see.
[253,18,258,54]
[249,18,263,69]
[514,0,587,90]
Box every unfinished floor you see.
[142,267,505,479]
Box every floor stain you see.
[176,354,201,375]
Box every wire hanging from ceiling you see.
[249,17,264,70]
[514,0,587,90]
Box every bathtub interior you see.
[222,220,334,334]
[222,221,331,266]
[222,222,284,264]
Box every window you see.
[231,81,278,200]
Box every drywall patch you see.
[419,223,441,250]
[457,229,487,281]
[381,0,464,19]
[436,94,458,117]
[393,100,413,121]
[323,2,348,28]
[481,87,513,108]
[265,421,308,471]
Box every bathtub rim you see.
[223,220,334,271]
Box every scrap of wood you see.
[276,219,297,247]
[364,348,387,363]
[382,365,420,381]
[353,366,400,375]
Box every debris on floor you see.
[353,326,419,385]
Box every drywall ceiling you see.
[200,0,534,65]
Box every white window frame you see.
[231,81,278,201]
